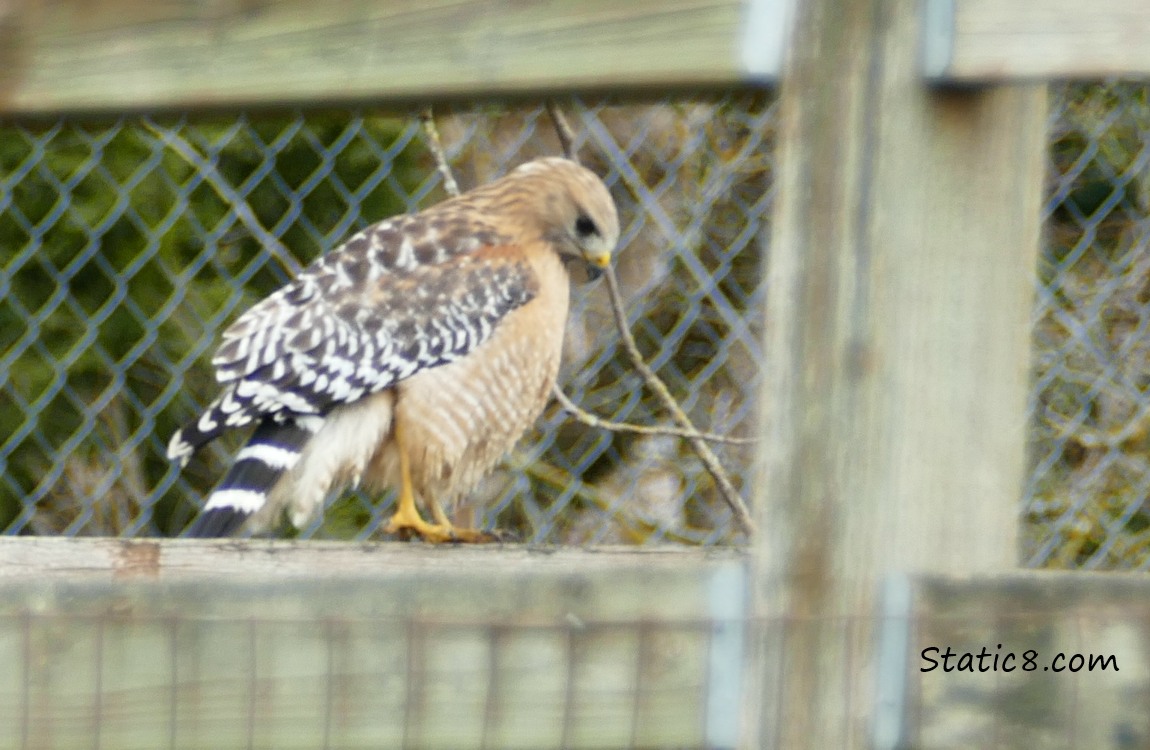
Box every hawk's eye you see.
[574,214,598,238]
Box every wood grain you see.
[749,0,1046,745]
[925,0,1150,80]
[914,572,1150,747]
[0,0,789,115]
[0,538,746,749]
[0,536,743,578]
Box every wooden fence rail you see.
[1,541,1148,748]
[2,1,1149,748]
[0,539,746,750]
[3,1,1150,115]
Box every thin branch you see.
[547,103,755,449]
[420,105,756,538]
[421,107,460,198]
[599,267,757,537]
[546,101,579,163]
[552,385,757,445]
[418,105,740,445]
[544,100,756,537]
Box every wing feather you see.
[168,211,536,462]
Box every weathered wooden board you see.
[750,0,1047,745]
[0,0,790,115]
[0,539,747,750]
[907,573,1150,749]
[0,536,741,580]
[924,0,1150,80]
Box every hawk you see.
[169,157,620,541]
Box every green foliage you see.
[2,100,773,544]
[0,113,425,535]
[8,86,1150,558]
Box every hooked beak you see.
[585,251,611,280]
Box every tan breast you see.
[385,248,571,508]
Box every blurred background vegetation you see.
[0,97,769,543]
[1028,82,1150,568]
[4,82,1150,562]
[0,112,429,536]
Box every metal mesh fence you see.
[6,83,1150,560]
[0,96,773,544]
[1027,82,1150,569]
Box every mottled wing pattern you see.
[168,211,537,464]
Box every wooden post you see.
[748,0,1047,746]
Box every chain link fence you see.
[0,96,772,545]
[4,83,1150,560]
[1027,82,1150,569]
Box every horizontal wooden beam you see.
[5,540,1150,747]
[0,539,746,749]
[924,0,1150,81]
[5,0,1148,113]
[0,0,789,116]
[0,536,742,579]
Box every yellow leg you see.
[428,495,452,527]
[382,422,498,544]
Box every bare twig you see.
[545,101,757,537]
[546,101,579,163]
[421,107,461,198]
[421,105,756,538]
[420,106,745,444]
[552,385,757,445]
[599,267,757,537]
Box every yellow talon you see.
[382,498,496,543]
[382,421,500,544]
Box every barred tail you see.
[167,382,323,467]
[185,417,322,537]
